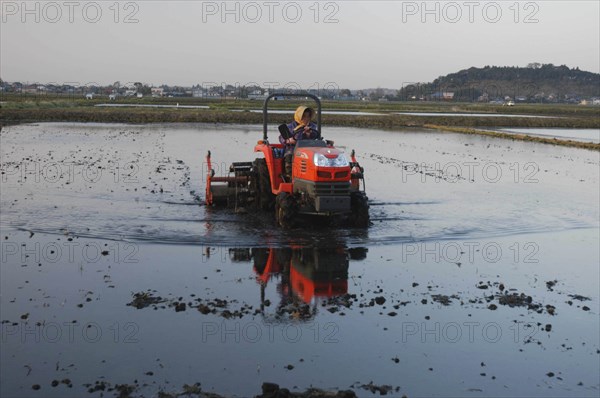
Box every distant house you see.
[85,93,94,100]
[477,93,489,102]
[248,90,268,100]
[431,92,455,100]
[592,99,600,106]
[336,95,360,101]
[136,93,143,98]
[22,85,39,94]
[109,94,117,101]
[151,87,164,97]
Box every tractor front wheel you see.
[275,192,297,228]
[349,191,370,228]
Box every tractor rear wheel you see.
[349,191,370,228]
[254,158,275,210]
[275,192,297,228]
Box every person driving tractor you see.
[279,105,319,180]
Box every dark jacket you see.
[279,121,318,146]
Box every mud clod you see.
[568,294,591,302]
[353,382,393,396]
[431,294,458,306]
[127,291,166,309]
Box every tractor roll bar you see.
[262,93,322,141]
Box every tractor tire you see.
[254,158,275,210]
[251,248,270,275]
[274,248,292,265]
[349,191,370,228]
[248,162,260,208]
[275,192,297,228]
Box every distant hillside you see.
[397,64,600,103]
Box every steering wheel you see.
[298,126,320,139]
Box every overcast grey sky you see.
[1,1,598,89]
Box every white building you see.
[151,87,164,97]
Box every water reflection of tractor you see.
[229,246,367,321]
[206,93,369,228]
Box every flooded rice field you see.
[495,128,600,144]
[1,123,599,397]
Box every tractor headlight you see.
[313,153,349,167]
[313,153,329,167]
[332,153,349,167]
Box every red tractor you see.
[205,93,369,227]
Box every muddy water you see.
[1,123,598,397]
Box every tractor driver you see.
[279,106,318,181]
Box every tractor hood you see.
[295,146,344,159]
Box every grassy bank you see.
[1,97,598,150]
[2,106,599,128]
[3,93,600,116]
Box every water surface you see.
[1,123,598,397]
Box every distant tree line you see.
[396,64,600,102]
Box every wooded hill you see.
[397,64,600,102]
